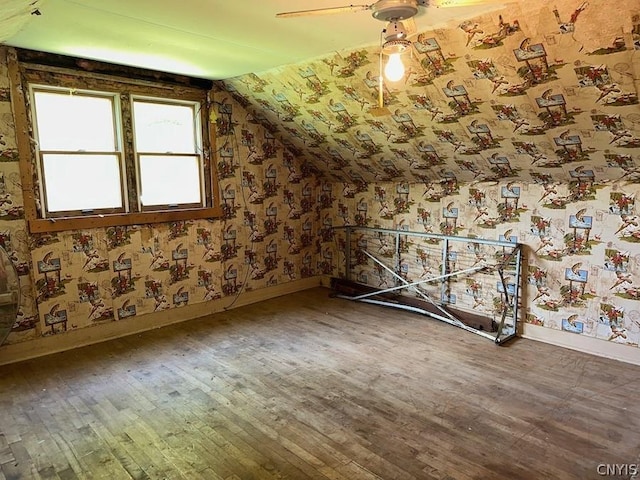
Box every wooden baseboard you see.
[522,323,640,366]
[320,275,334,287]
[0,277,324,366]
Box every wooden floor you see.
[0,288,638,480]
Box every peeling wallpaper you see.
[222,0,640,186]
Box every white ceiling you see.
[3,0,507,79]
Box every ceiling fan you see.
[276,0,425,40]
[275,0,504,21]
[276,0,425,21]
[276,0,505,106]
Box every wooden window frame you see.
[7,48,221,233]
[132,96,205,211]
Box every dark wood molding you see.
[15,47,213,90]
[28,206,223,233]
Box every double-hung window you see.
[12,51,220,233]
[32,88,126,215]
[132,98,203,210]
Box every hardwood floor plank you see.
[49,433,90,480]
[199,390,346,480]
[88,421,149,480]
[56,467,79,480]
[2,440,38,480]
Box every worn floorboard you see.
[0,287,638,480]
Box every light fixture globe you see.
[381,20,411,81]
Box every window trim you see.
[7,49,221,233]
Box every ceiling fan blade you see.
[276,4,373,18]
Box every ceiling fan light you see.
[384,53,405,82]
[371,0,419,22]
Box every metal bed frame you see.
[331,226,522,344]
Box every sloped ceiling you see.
[222,0,640,187]
[0,1,44,41]
[3,0,505,79]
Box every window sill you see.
[28,206,223,233]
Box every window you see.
[31,87,213,222]
[10,53,220,233]
[132,99,203,209]
[33,89,125,215]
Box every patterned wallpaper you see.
[1,0,640,355]
[222,0,639,186]
[218,0,640,351]
[0,57,324,346]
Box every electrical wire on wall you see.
[208,98,256,311]
[378,28,385,108]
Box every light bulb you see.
[384,53,405,82]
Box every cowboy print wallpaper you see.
[0,0,638,359]
[222,0,640,351]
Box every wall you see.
[0,53,326,361]
[0,49,38,343]
[329,180,640,362]
[216,0,640,364]
[1,31,639,364]
[223,0,640,187]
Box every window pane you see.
[34,91,116,151]
[42,154,122,212]
[139,155,201,206]
[133,101,197,154]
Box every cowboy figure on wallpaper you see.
[88,297,113,322]
[610,271,633,291]
[554,1,588,34]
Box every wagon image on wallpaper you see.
[331,226,522,344]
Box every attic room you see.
[0,0,638,478]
